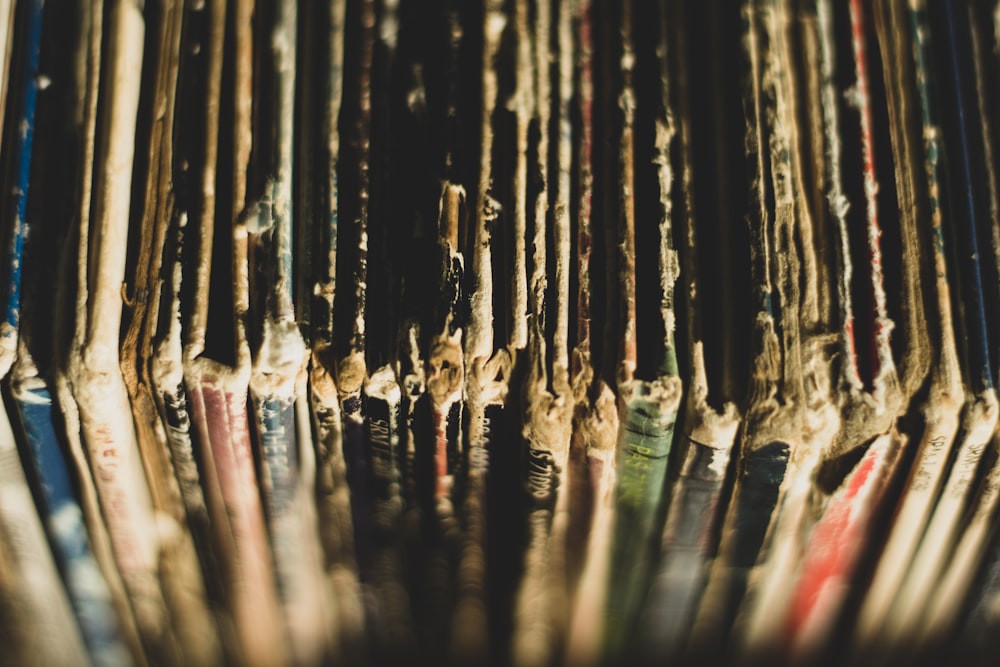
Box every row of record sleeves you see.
[3,0,1000,665]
